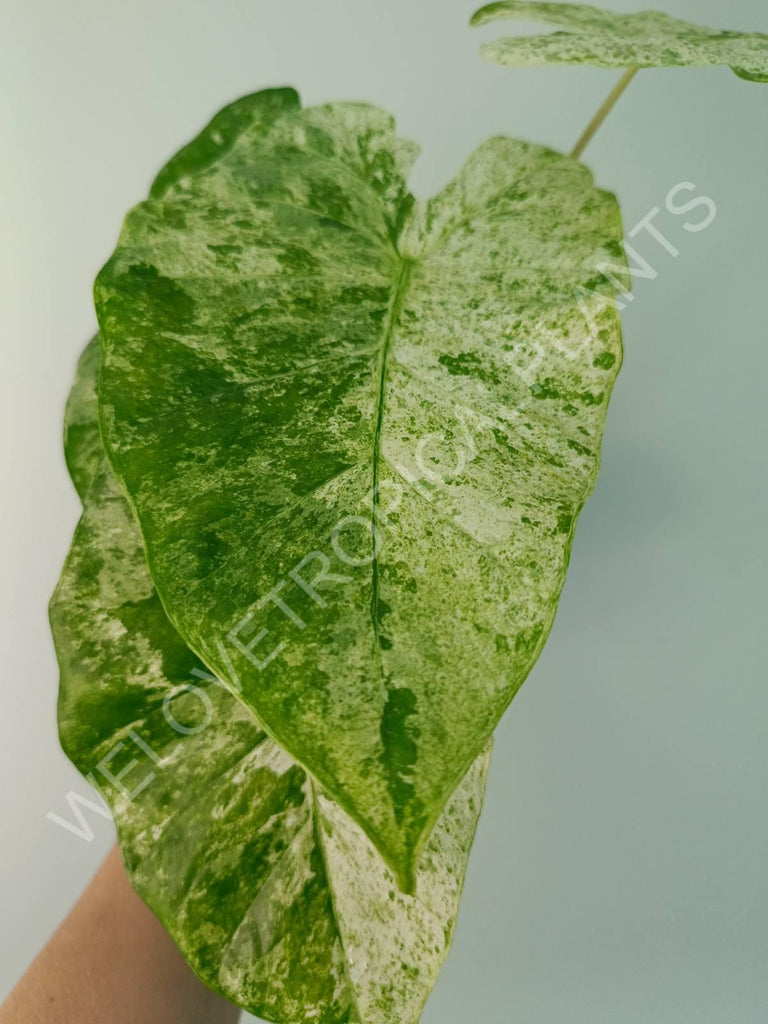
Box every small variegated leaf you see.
[51,444,489,1024]
[470,2,768,83]
[95,89,625,889]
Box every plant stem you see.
[570,67,640,161]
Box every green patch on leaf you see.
[63,334,101,500]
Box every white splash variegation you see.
[92,88,626,891]
[49,19,767,1016]
[471,2,768,83]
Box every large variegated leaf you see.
[51,369,489,1024]
[470,2,768,83]
[95,88,625,890]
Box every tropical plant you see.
[50,3,767,1020]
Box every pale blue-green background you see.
[2,0,767,1020]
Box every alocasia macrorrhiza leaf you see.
[94,87,626,890]
[470,1,768,83]
[51,347,490,1024]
